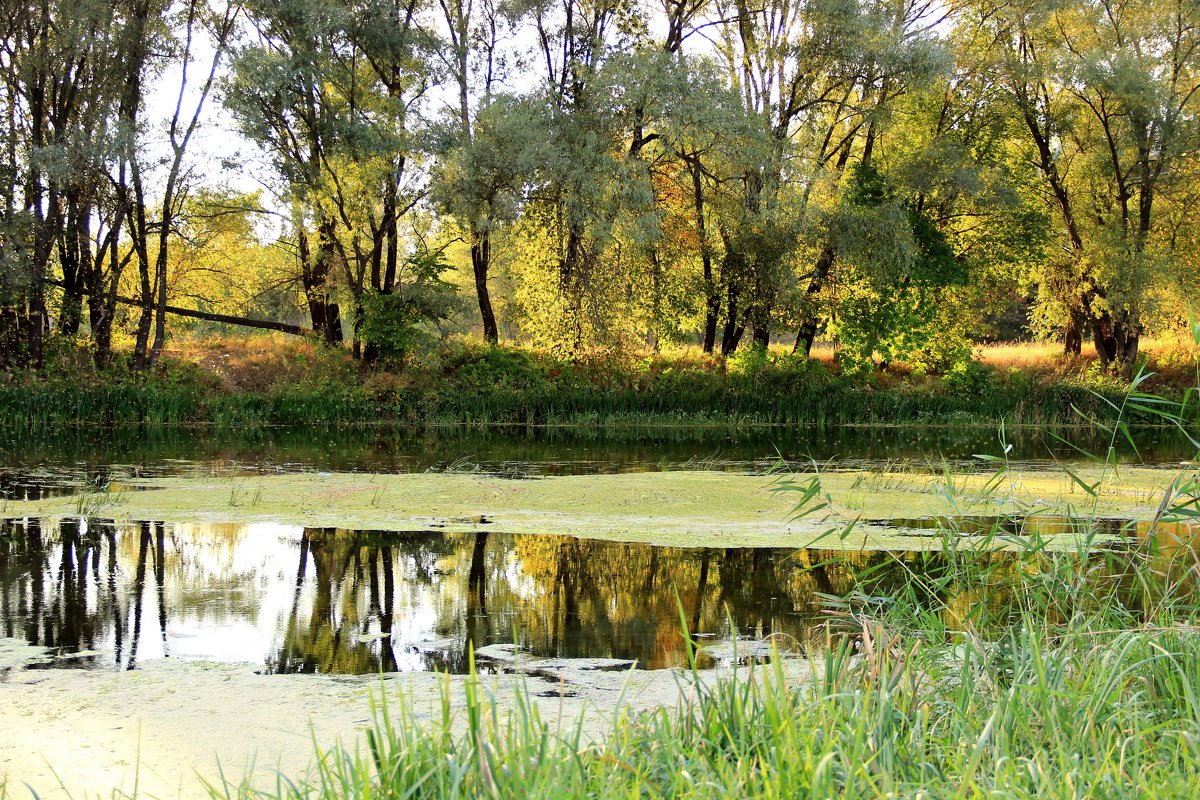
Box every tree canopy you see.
[1,0,1197,377]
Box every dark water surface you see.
[1,424,1196,499]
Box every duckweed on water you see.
[2,467,1194,549]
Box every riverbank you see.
[3,336,1196,430]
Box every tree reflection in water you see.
[1,518,1194,674]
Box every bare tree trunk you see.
[751,320,770,349]
[685,154,719,354]
[472,229,498,343]
[298,221,344,345]
[1063,306,1084,355]
[794,244,836,356]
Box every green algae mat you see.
[2,467,1195,549]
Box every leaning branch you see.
[116,295,312,336]
[47,279,312,336]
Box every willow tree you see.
[814,10,1047,372]
[0,0,215,370]
[965,0,1200,375]
[495,0,656,352]
[0,0,158,367]
[708,0,872,352]
[1055,0,1200,374]
[430,0,511,343]
[227,0,431,350]
[430,94,544,343]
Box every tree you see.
[227,0,432,355]
[964,0,1200,376]
[430,0,506,343]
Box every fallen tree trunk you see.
[46,280,312,336]
[145,301,312,336]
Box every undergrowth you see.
[5,335,1198,429]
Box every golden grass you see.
[151,332,1198,397]
[163,332,357,392]
[975,340,1088,369]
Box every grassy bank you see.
[3,336,1198,429]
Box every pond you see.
[2,422,1196,485]
[1,425,1196,676]
[1,517,1179,676]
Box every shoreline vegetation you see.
[3,336,1199,430]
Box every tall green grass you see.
[0,374,1174,430]
[7,330,1199,430]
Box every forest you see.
[1,0,1198,384]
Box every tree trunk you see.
[130,182,154,372]
[130,179,154,372]
[794,244,836,356]
[57,196,89,337]
[685,154,720,354]
[472,229,498,343]
[702,286,719,354]
[298,221,343,346]
[148,242,169,367]
[720,283,740,355]
[1063,306,1084,355]
[1092,310,1141,380]
[751,321,770,349]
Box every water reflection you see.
[1,518,1196,675]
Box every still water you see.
[1,426,1196,674]
[0,518,864,674]
[1,424,1196,506]
[2,424,1197,487]
[2,516,1187,675]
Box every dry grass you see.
[975,336,1199,391]
[158,332,1198,398]
[975,340,1088,369]
[163,333,358,392]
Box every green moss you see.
[4,467,1189,550]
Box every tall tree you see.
[966,0,1200,375]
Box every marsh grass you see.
[7,336,1200,431]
